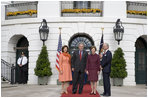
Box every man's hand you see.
[72,68,74,71]
[97,71,100,75]
[100,66,103,70]
[19,64,22,67]
[86,71,89,75]
[99,54,103,59]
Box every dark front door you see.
[16,36,29,84]
[135,37,147,84]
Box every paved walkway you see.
[1,83,147,97]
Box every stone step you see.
[1,82,17,88]
[1,81,9,84]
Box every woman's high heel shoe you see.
[93,92,96,95]
[61,91,65,94]
[65,91,68,94]
[90,92,94,95]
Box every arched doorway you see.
[69,33,94,84]
[69,33,94,55]
[135,36,147,84]
[15,36,29,84]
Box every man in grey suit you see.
[72,43,88,94]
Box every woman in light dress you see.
[59,45,72,94]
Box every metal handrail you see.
[1,59,16,84]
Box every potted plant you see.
[34,45,52,85]
[110,47,127,86]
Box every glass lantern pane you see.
[114,32,116,40]
[40,32,43,40]
[121,32,123,40]
[117,32,121,41]
[120,32,122,40]
[116,32,118,40]
[40,32,45,40]
[118,32,121,40]
[45,33,48,40]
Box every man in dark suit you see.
[100,43,112,97]
[17,52,28,84]
[71,43,88,94]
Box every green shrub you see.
[110,47,127,78]
[34,45,52,77]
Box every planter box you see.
[57,79,61,85]
[99,78,113,86]
[110,78,113,86]
[62,13,101,17]
[112,78,123,86]
[6,14,37,20]
[127,14,147,19]
[38,76,48,85]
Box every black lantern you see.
[39,19,49,46]
[113,19,124,45]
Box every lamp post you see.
[39,19,49,46]
[113,19,124,45]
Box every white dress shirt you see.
[17,56,28,66]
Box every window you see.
[61,1,103,17]
[69,33,94,55]
[73,1,91,9]
[5,1,38,20]
[126,1,147,19]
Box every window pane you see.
[76,1,88,9]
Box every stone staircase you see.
[1,78,17,88]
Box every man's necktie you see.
[80,51,82,60]
[103,51,106,55]
[20,57,23,65]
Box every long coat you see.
[101,50,112,73]
[86,53,100,81]
[59,53,72,82]
[71,50,88,72]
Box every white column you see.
[1,2,11,21]
[123,51,136,86]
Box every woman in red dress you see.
[86,46,100,95]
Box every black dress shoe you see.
[100,92,105,96]
[72,91,76,94]
[79,91,82,94]
[100,93,105,96]
[104,94,111,97]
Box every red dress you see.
[86,53,100,82]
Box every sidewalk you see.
[1,83,147,97]
[97,84,147,97]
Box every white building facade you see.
[1,1,147,86]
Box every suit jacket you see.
[71,50,88,72]
[101,50,112,73]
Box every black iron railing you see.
[1,59,16,84]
